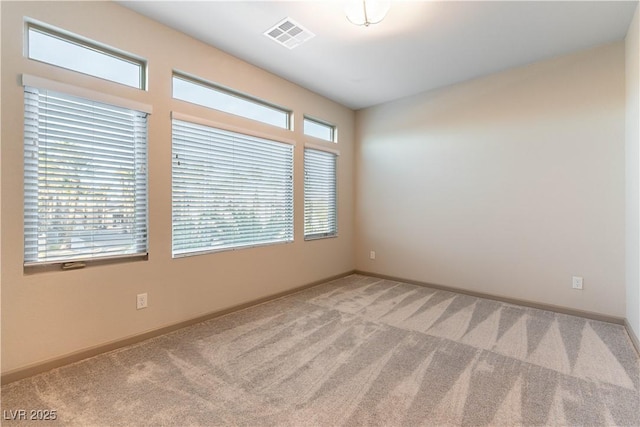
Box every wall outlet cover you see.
[136,293,148,309]
[572,276,583,290]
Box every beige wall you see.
[626,4,640,339]
[355,43,626,317]
[1,1,355,373]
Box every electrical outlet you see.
[572,276,583,290]
[136,293,148,309]
[370,250,376,260]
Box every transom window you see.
[304,116,336,142]
[173,73,291,129]
[27,23,146,89]
[304,148,337,239]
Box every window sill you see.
[304,234,338,241]
[24,253,148,275]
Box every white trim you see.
[22,74,152,114]
[304,142,340,156]
[171,111,296,146]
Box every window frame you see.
[23,81,150,268]
[26,21,147,90]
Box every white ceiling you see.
[119,1,638,110]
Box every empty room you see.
[1,0,639,425]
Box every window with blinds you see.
[172,119,294,257]
[24,86,148,265]
[304,148,337,239]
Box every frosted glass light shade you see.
[345,0,391,26]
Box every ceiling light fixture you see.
[345,0,391,27]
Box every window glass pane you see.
[173,75,290,129]
[28,26,144,89]
[304,148,337,239]
[304,117,335,142]
[24,87,148,264]
[172,119,294,257]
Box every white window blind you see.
[304,148,337,239]
[172,119,294,257]
[24,86,148,265]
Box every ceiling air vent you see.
[264,18,315,50]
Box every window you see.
[172,119,294,257]
[304,117,336,142]
[27,23,146,89]
[304,148,337,239]
[173,74,290,129]
[24,87,148,265]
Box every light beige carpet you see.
[2,274,639,426]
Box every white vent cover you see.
[264,18,315,50]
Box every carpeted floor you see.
[2,274,639,426]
